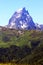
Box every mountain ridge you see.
[7,7,43,30]
[7,7,37,30]
[0,7,43,30]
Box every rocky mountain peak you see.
[7,7,36,30]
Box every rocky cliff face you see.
[7,8,36,30]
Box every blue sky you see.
[0,0,43,26]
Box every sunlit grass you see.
[0,63,41,65]
[0,63,30,65]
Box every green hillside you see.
[18,46,43,65]
[0,28,43,65]
[0,29,43,47]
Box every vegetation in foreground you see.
[0,28,43,65]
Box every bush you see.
[2,35,10,42]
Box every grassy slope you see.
[0,29,43,65]
[0,29,43,47]
[18,46,43,64]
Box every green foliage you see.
[0,29,43,65]
[0,30,43,48]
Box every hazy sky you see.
[0,0,43,26]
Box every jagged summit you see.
[7,7,36,30]
[16,7,28,13]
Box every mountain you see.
[0,7,43,30]
[35,23,41,30]
[35,23,43,30]
[40,24,43,30]
[7,7,36,30]
[0,8,43,64]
